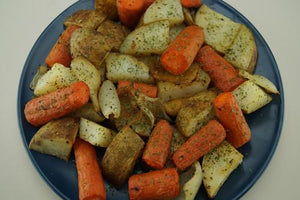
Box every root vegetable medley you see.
[24,0,280,199]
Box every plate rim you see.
[17,0,285,199]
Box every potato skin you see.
[101,126,144,189]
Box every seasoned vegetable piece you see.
[34,63,75,96]
[224,25,257,73]
[157,68,210,102]
[142,0,184,26]
[213,92,251,148]
[181,0,202,8]
[117,81,157,98]
[128,168,180,200]
[170,128,187,157]
[173,120,226,171]
[176,100,215,137]
[68,103,105,123]
[74,138,106,200]
[117,0,145,27]
[202,141,243,198]
[29,117,79,161]
[142,120,173,169]
[45,25,81,68]
[101,126,144,189]
[183,8,195,25]
[195,5,241,53]
[99,80,121,119]
[239,70,280,94]
[161,25,204,75]
[71,57,101,112]
[96,20,130,51]
[25,81,89,126]
[196,45,245,92]
[70,28,111,68]
[169,23,186,42]
[95,0,118,20]
[64,9,106,29]
[120,21,170,55]
[232,80,272,114]
[30,65,48,90]
[79,118,116,148]
[105,53,153,83]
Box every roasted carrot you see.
[196,45,245,92]
[181,0,202,7]
[213,92,251,148]
[128,168,180,200]
[117,81,157,98]
[45,25,80,68]
[117,0,145,27]
[142,120,173,169]
[161,25,204,75]
[172,120,226,171]
[74,138,106,200]
[24,81,89,126]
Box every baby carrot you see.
[172,120,226,171]
[213,92,251,148]
[45,25,80,67]
[181,0,202,7]
[117,0,145,27]
[24,81,89,126]
[161,25,204,75]
[142,120,173,169]
[196,45,245,92]
[128,168,180,200]
[74,138,106,200]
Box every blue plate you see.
[17,0,284,199]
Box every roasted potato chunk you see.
[29,117,79,161]
[169,23,186,42]
[97,20,130,51]
[70,28,111,68]
[68,103,105,123]
[64,9,106,29]
[95,0,118,20]
[101,126,144,189]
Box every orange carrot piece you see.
[45,25,80,68]
[128,168,180,200]
[172,120,226,171]
[24,81,89,126]
[181,0,202,7]
[213,92,251,148]
[196,45,245,92]
[74,138,106,200]
[117,0,145,27]
[143,0,155,8]
[142,120,173,169]
[161,25,204,75]
[117,81,158,98]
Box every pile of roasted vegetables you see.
[24,0,280,199]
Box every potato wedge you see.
[120,21,169,55]
[97,20,130,51]
[239,70,279,94]
[99,80,121,119]
[224,25,257,73]
[174,161,203,200]
[157,68,210,102]
[34,63,75,96]
[70,57,101,112]
[164,90,217,116]
[95,0,118,20]
[142,0,184,26]
[79,118,116,147]
[30,65,48,90]
[169,23,186,42]
[170,128,187,157]
[202,141,243,198]
[64,9,106,29]
[176,100,215,137]
[101,126,145,189]
[195,5,241,53]
[232,80,272,114]
[70,28,111,68]
[105,53,153,83]
[68,103,105,123]
[29,117,79,161]
[183,8,195,25]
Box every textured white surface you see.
[0,0,299,199]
